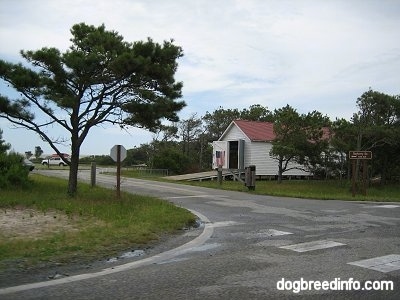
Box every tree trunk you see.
[278,157,283,184]
[199,137,203,170]
[67,139,80,196]
[339,152,344,181]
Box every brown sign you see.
[349,151,372,160]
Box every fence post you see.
[217,165,223,185]
[91,162,96,187]
[245,165,256,190]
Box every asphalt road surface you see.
[1,170,399,299]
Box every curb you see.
[0,209,212,296]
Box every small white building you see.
[212,120,310,177]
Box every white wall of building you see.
[214,123,310,176]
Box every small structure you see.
[212,120,311,178]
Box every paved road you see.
[1,170,399,299]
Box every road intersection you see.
[1,170,399,299]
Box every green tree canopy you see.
[34,146,43,159]
[202,104,271,142]
[203,107,241,142]
[0,23,185,195]
[352,89,400,183]
[239,104,273,122]
[0,129,11,154]
[270,105,330,183]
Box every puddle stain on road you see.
[106,250,145,263]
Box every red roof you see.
[233,120,276,141]
[226,120,331,142]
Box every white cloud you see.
[0,0,399,154]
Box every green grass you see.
[116,168,400,201]
[182,179,400,202]
[0,174,196,268]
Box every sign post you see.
[349,151,372,160]
[110,145,127,199]
[349,151,372,197]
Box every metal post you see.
[116,145,121,199]
[91,162,96,187]
[352,160,356,197]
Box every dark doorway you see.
[229,141,238,169]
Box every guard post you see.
[217,165,223,185]
[90,162,96,187]
[245,165,256,190]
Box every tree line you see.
[100,90,399,185]
[1,23,399,196]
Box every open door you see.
[229,141,238,169]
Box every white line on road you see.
[262,229,293,236]
[279,240,346,252]
[348,254,400,273]
[368,205,400,209]
[165,195,216,199]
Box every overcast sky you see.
[0,0,399,155]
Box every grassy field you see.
[0,174,196,268]
[113,167,400,202]
[183,179,400,202]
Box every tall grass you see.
[0,174,195,268]
[119,168,399,201]
[184,179,400,202]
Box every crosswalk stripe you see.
[348,254,400,273]
[279,240,346,252]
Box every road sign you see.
[110,145,127,199]
[349,151,372,197]
[110,145,127,162]
[349,151,372,160]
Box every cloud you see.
[0,0,399,154]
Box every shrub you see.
[152,148,189,175]
[0,152,31,188]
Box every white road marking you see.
[368,205,400,209]
[279,240,346,252]
[165,195,215,199]
[348,254,400,273]
[262,229,293,236]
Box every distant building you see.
[212,120,311,177]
